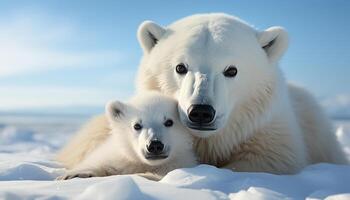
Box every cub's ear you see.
[105,100,127,122]
[258,26,289,64]
[137,21,166,53]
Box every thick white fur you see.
[57,92,197,180]
[58,13,347,176]
[135,13,348,174]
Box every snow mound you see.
[0,164,349,200]
[0,162,63,181]
[162,164,350,199]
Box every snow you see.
[0,115,349,200]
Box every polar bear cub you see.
[57,92,197,181]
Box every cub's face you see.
[137,14,288,138]
[106,95,192,166]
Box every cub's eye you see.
[164,119,173,127]
[223,65,238,78]
[133,123,142,131]
[175,63,188,75]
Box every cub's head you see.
[105,92,192,166]
[137,13,288,137]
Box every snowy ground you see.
[0,115,349,200]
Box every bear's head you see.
[137,13,288,138]
[105,92,193,166]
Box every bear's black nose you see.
[188,104,216,124]
[146,141,164,155]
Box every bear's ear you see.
[137,21,166,53]
[105,100,127,122]
[258,26,289,64]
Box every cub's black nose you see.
[187,104,216,124]
[147,141,164,155]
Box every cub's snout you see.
[146,140,165,155]
[144,140,168,160]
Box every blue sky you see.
[0,0,349,114]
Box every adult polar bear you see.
[61,13,347,174]
[135,13,347,173]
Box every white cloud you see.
[0,10,135,112]
[322,94,350,108]
[0,11,121,77]
[0,86,132,110]
[321,94,350,119]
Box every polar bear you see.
[57,92,197,180]
[59,13,347,175]
[135,13,348,173]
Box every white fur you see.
[57,92,197,180]
[135,13,348,174]
[58,13,347,176]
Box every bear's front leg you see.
[56,168,99,180]
[56,165,120,180]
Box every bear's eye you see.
[175,63,188,75]
[133,123,143,131]
[223,65,238,78]
[164,119,173,127]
